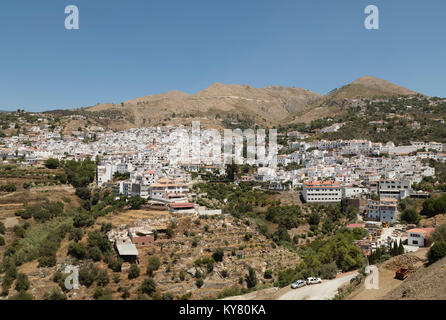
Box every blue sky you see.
[0,0,445,111]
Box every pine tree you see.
[398,240,405,255]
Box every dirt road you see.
[277,272,359,300]
[224,271,359,300]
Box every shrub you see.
[87,231,110,253]
[431,224,446,243]
[44,288,67,300]
[196,278,204,288]
[427,241,446,264]
[245,267,258,289]
[0,183,16,193]
[38,256,57,267]
[108,258,123,272]
[212,248,224,262]
[13,225,26,238]
[263,270,273,279]
[140,279,156,295]
[320,262,338,279]
[401,209,420,224]
[67,242,86,260]
[79,266,97,287]
[8,291,33,300]
[15,273,30,292]
[44,158,60,169]
[69,228,84,242]
[128,264,140,279]
[147,256,161,276]
[22,182,32,189]
[96,270,110,287]
[86,246,102,261]
[0,236,5,246]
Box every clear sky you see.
[0,0,445,111]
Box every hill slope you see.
[286,76,420,124]
[58,76,420,130]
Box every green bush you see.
[67,242,86,259]
[44,158,60,169]
[263,270,273,279]
[15,273,30,292]
[245,267,258,289]
[128,264,140,279]
[401,209,420,224]
[44,288,67,300]
[86,246,102,261]
[0,183,17,193]
[196,278,204,288]
[96,270,110,287]
[427,241,446,264]
[320,262,338,279]
[79,265,97,287]
[212,248,224,262]
[140,279,156,295]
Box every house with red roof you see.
[407,228,435,247]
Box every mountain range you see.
[62,76,420,130]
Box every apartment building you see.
[378,179,412,200]
[366,198,398,223]
[302,180,343,203]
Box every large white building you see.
[378,179,411,200]
[302,180,343,203]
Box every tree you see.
[427,241,446,264]
[128,195,147,210]
[431,224,446,243]
[309,213,320,226]
[44,158,60,169]
[87,230,111,253]
[86,246,102,261]
[79,266,97,287]
[140,279,156,295]
[128,264,140,279]
[212,248,224,262]
[245,267,258,289]
[75,187,91,201]
[320,262,337,279]
[15,273,30,292]
[96,270,110,287]
[196,278,204,288]
[147,256,161,276]
[67,242,86,259]
[401,209,419,224]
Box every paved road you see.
[277,272,359,300]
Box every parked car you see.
[291,280,306,289]
[306,277,322,285]
[350,276,361,284]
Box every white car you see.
[291,280,306,289]
[306,277,322,285]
